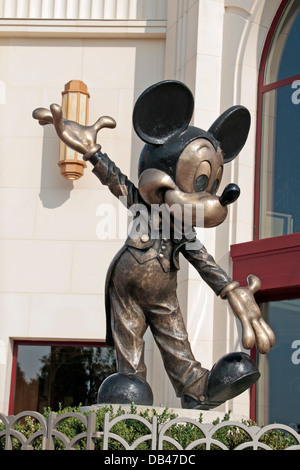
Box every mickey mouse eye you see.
[194,174,209,192]
[210,179,220,195]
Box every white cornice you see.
[0,18,167,38]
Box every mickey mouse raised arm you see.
[33,80,275,410]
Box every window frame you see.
[250,0,300,300]
[254,0,300,240]
[9,340,110,415]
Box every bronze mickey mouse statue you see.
[33,80,275,410]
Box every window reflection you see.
[264,0,300,85]
[13,344,117,414]
[257,299,300,429]
[259,0,300,240]
[259,84,300,239]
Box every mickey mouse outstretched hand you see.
[33,104,116,160]
[220,275,275,354]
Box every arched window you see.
[233,0,300,305]
[255,0,300,239]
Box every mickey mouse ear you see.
[133,80,194,145]
[208,105,251,163]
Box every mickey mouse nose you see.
[219,184,240,206]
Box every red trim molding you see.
[231,233,300,302]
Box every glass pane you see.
[259,85,300,239]
[256,299,300,429]
[264,0,300,85]
[13,344,117,414]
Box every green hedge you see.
[0,403,298,450]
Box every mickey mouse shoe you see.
[97,372,154,406]
[181,352,260,410]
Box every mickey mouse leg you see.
[147,302,209,400]
[97,274,154,405]
[109,281,148,378]
[147,303,260,410]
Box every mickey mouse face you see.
[176,140,223,195]
[133,81,250,228]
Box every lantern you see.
[58,80,90,180]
